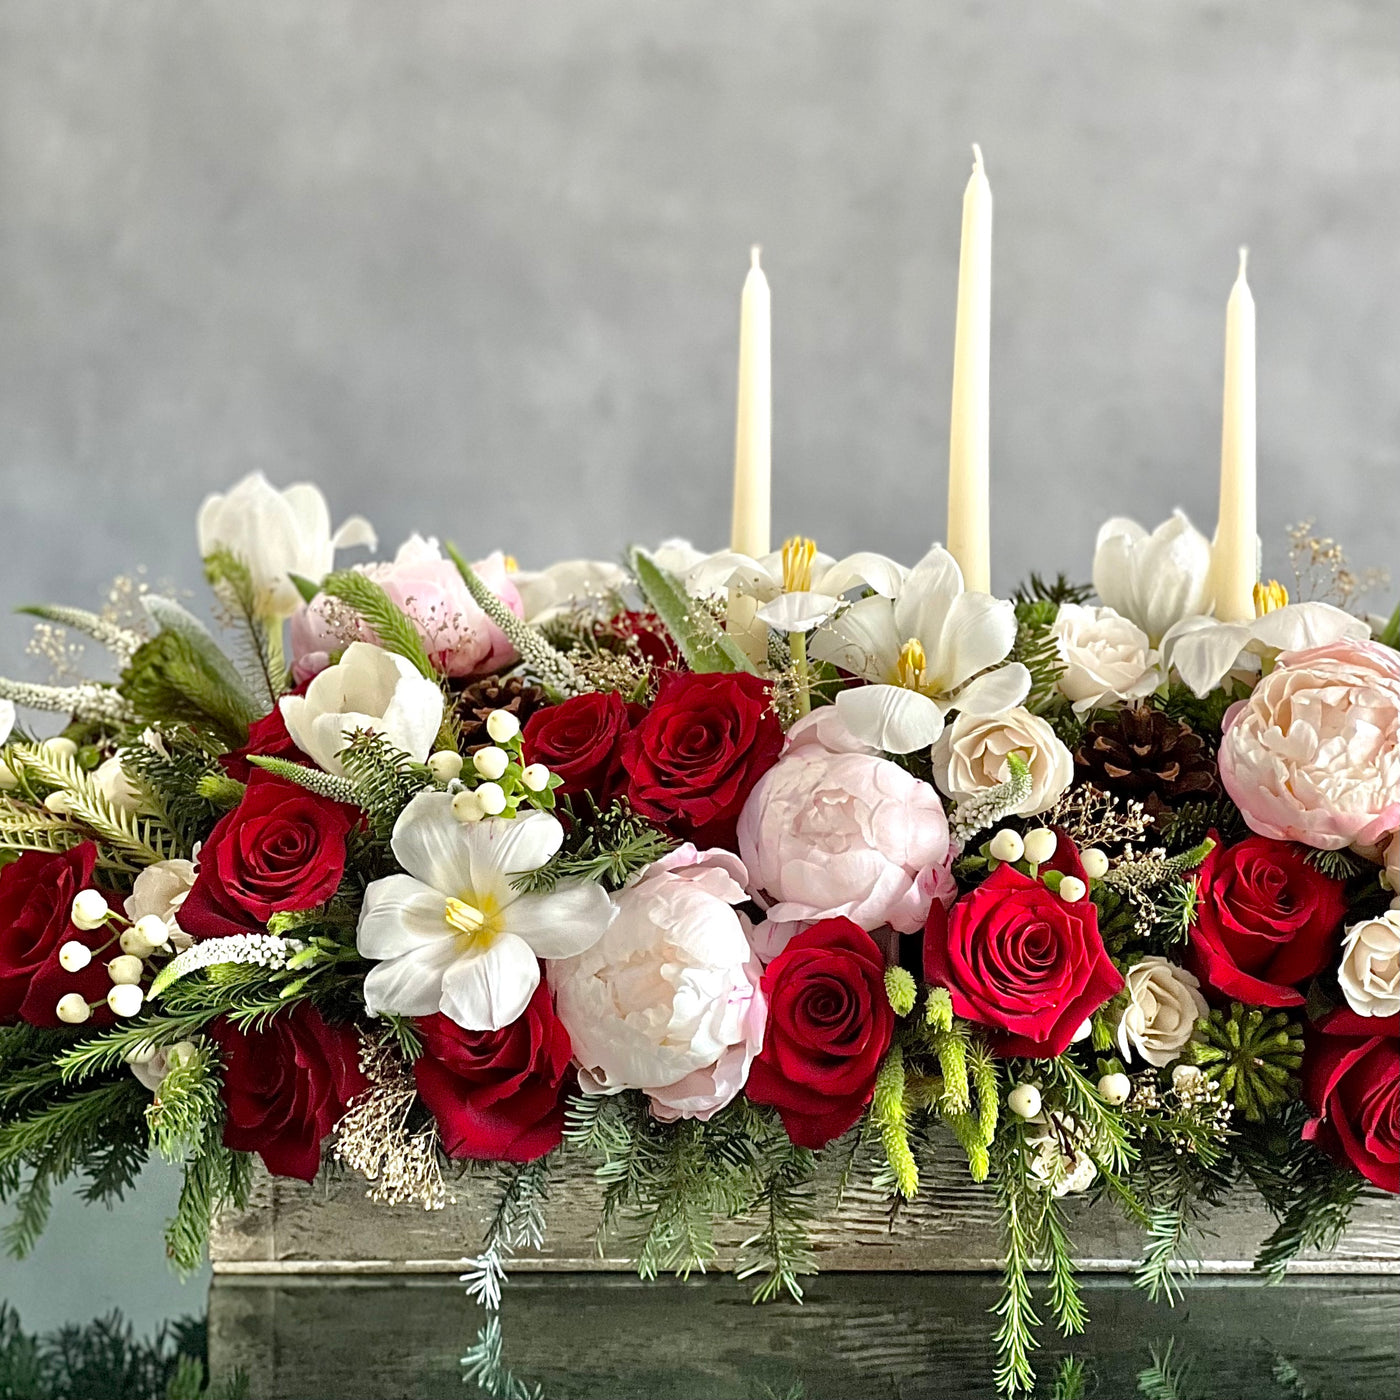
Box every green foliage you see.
[461,1315,544,1400]
[1010,574,1093,608]
[166,1143,253,1276]
[1304,845,1371,881]
[1151,683,1237,747]
[990,1127,1042,1397]
[1159,796,1247,852]
[318,569,436,679]
[1137,1339,1193,1400]
[1188,1006,1303,1122]
[871,1045,918,1198]
[204,547,283,707]
[735,1137,819,1304]
[461,1160,553,1312]
[1377,599,1399,649]
[338,731,432,848]
[247,755,359,806]
[121,734,227,856]
[514,798,675,894]
[884,966,917,1018]
[1010,597,1069,716]
[949,753,1032,842]
[629,547,760,675]
[145,1044,222,1164]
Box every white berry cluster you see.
[423,709,558,825]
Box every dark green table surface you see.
[199,1273,1400,1400]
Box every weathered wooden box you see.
[211,1150,1400,1277]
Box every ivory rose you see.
[549,846,766,1122]
[1052,604,1162,712]
[1218,639,1400,850]
[736,709,954,955]
[932,706,1074,817]
[1116,957,1208,1067]
[124,859,198,952]
[290,537,521,682]
[1338,911,1400,1019]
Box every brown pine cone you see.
[1074,707,1218,821]
[452,674,548,751]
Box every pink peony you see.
[548,846,766,1123]
[289,536,522,682]
[1219,639,1400,851]
[737,708,955,958]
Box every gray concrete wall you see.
[1,0,1397,1327]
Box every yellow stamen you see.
[502,554,520,574]
[1253,580,1289,616]
[444,897,488,943]
[781,536,818,594]
[897,638,928,690]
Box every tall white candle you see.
[947,145,993,594]
[731,246,772,559]
[1211,248,1257,622]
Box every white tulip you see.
[1052,604,1163,712]
[279,642,444,777]
[93,755,144,815]
[1092,512,1214,645]
[356,793,613,1031]
[1160,602,1371,699]
[1337,911,1400,1019]
[809,546,1029,754]
[197,472,376,620]
[509,558,630,624]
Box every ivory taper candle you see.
[730,246,772,559]
[1211,248,1258,622]
[947,145,993,594]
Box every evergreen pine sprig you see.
[514,800,675,894]
[736,1138,819,1303]
[121,733,228,856]
[204,548,285,707]
[317,569,437,679]
[462,1160,553,1311]
[337,732,432,844]
[1010,597,1069,716]
[165,1140,252,1275]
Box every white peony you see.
[279,641,444,777]
[809,545,1029,754]
[1052,604,1162,713]
[197,472,376,620]
[124,859,198,952]
[356,795,612,1031]
[550,846,767,1122]
[932,706,1074,818]
[1093,512,1214,646]
[1116,957,1208,1068]
[1337,911,1400,1019]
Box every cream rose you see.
[1116,956,1208,1067]
[932,706,1074,818]
[1052,604,1162,713]
[1337,911,1400,1019]
[124,858,198,952]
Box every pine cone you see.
[452,674,548,751]
[1074,707,1218,821]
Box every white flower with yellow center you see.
[685,537,907,634]
[356,792,613,1031]
[807,545,1029,754]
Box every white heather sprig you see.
[0,678,136,724]
[950,752,1032,843]
[148,932,304,998]
[248,755,360,806]
[17,604,146,664]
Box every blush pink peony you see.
[548,846,766,1123]
[289,536,522,682]
[1219,639,1400,851]
[736,708,955,958]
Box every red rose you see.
[218,702,304,784]
[622,671,783,849]
[745,918,894,1148]
[210,1005,367,1181]
[1188,833,1347,1008]
[923,839,1124,1057]
[612,610,682,669]
[0,844,115,1028]
[1302,1007,1398,1194]
[413,982,573,1163]
[522,692,639,804]
[180,773,356,938]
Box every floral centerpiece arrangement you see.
[1,474,1397,1395]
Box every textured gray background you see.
[2,0,1398,1332]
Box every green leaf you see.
[1378,600,1399,650]
[319,570,436,679]
[139,598,264,723]
[288,573,323,605]
[629,548,758,675]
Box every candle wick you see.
[750,244,762,269]
[971,143,984,173]
[1238,245,1249,277]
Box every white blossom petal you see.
[835,685,946,754]
[926,591,1018,693]
[816,552,907,599]
[756,591,842,633]
[809,594,903,679]
[507,880,614,959]
[951,663,1032,717]
[356,874,450,960]
[389,791,477,894]
[437,933,541,1031]
[362,939,459,1018]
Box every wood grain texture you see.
[206,1274,1400,1400]
[211,1141,1400,1274]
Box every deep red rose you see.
[522,692,639,804]
[1188,833,1348,1008]
[180,773,356,938]
[622,671,782,849]
[413,983,574,1163]
[612,610,682,669]
[0,844,115,1028]
[210,1006,368,1181]
[923,839,1124,1058]
[218,701,304,784]
[1302,1007,1398,1194]
[745,918,894,1148]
